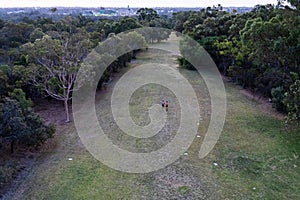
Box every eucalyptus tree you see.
[22,30,92,122]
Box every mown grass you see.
[212,84,300,199]
[33,156,141,200]
[7,125,142,200]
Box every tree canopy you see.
[174,2,300,124]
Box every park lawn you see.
[6,124,143,200]
[212,84,300,199]
[6,37,300,200]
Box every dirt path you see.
[93,45,217,198]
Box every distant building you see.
[94,8,118,17]
[82,10,93,16]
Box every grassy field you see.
[3,37,300,200]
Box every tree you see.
[112,17,142,34]
[136,8,159,23]
[81,31,147,90]
[0,97,28,153]
[22,31,92,122]
[178,36,205,70]
[0,89,55,153]
[0,22,34,64]
[173,3,300,116]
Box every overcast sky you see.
[0,0,279,8]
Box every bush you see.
[283,74,300,124]
[271,86,286,112]
[177,57,196,70]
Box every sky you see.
[0,0,279,8]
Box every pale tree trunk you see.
[64,99,70,123]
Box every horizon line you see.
[0,5,261,9]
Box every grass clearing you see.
[213,84,300,199]
[3,36,300,200]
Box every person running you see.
[162,99,165,108]
[165,100,169,111]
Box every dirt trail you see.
[94,45,217,198]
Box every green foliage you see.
[134,27,171,43]
[0,64,30,97]
[178,36,200,70]
[284,74,300,124]
[177,57,195,70]
[0,89,55,152]
[0,13,170,121]
[0,98,28,143]
[136,8,159,23]
[0,64,10,74]
[14,54,29,66]
[271,86,286,111]
[29,28,45,42]
[172,11,197,33]
[113,17,142,34]
[92,31,148,89]
[178,186,191,195]
[176,4,300,117]
[0,69,8,96]
[136,8,172,29]
[21,29,93,122]
[8,88,33,109]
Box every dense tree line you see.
[3,1,298,152]
[174,1,300,124]
[0,62,55,153]
[0,8,171,151]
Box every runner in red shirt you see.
[165,100,169,111]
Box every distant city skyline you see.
[0,0,279,8]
